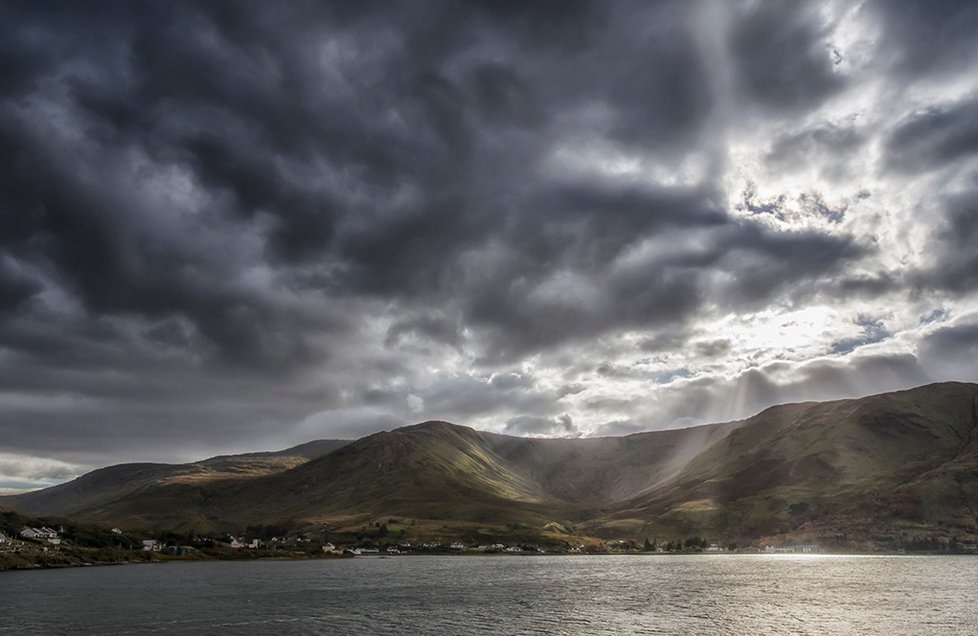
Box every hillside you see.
[0,440,349,530]
[598,382,978,543]
[3,382,976,548]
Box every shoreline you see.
[4,548,974,573]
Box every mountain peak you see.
[394,420,473,435]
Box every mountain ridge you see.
[3,382,977,548]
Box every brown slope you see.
[601,381,978,541]
[200,419,737,529]
[1,423,553,532]
[494,420,736,503]
[211,422,561,529]
[37,420,732,532]
[5,382,977,544]
[0,439,350,523]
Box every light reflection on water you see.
[1,554,975,635]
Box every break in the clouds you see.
[2,0,978,487]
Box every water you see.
[1,555,975,634]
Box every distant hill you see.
[0,440,349,532]
[3,382,976,549]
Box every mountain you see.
[3,382,976,548]
[601,381,978,542]
[0,440,349,531]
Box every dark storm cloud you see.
[465,203,866,361]
[864,0,978,77]
[601,17,714,150]
[1,0,969,472]
[0,259,42,313]
[385,314,462,349]
[0,101,343,371]
[412,372,557,422]
[918,317,978,379]
[886,96,978,174]
[911,175,978,294]
[0,0,866,367]
[730,2,844,111]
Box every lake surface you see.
[1,555,976,634]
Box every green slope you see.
[3,382,976,547]
[0,439,350,529]
[600,382,978,543]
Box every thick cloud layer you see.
[2,0,978,489]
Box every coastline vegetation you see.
[3,508,974,573]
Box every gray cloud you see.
[918,316,978,380]
[830,314,891,356]
[694,339,733,358]
[505,414,576,437]
[489,371,535,391]
[910,175,978,294]
[730,2,844,112]
[0,457,80,481]
[864,0,978,78]
[599,352,933,435]
[886,96,978,173]
[766,123,865,174]
[0,1,976,477]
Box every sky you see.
[2,0,978,492]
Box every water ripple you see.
[1,555,976,635]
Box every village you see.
[2,526,820,565]
[2,514,836,570]
[0,519,840,572]
[7,510,975,571]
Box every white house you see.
[0,531,10,544]
[142,539,161,551]
[764,544,820,554]
[450,542,466,550]
[21,526,58,540]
